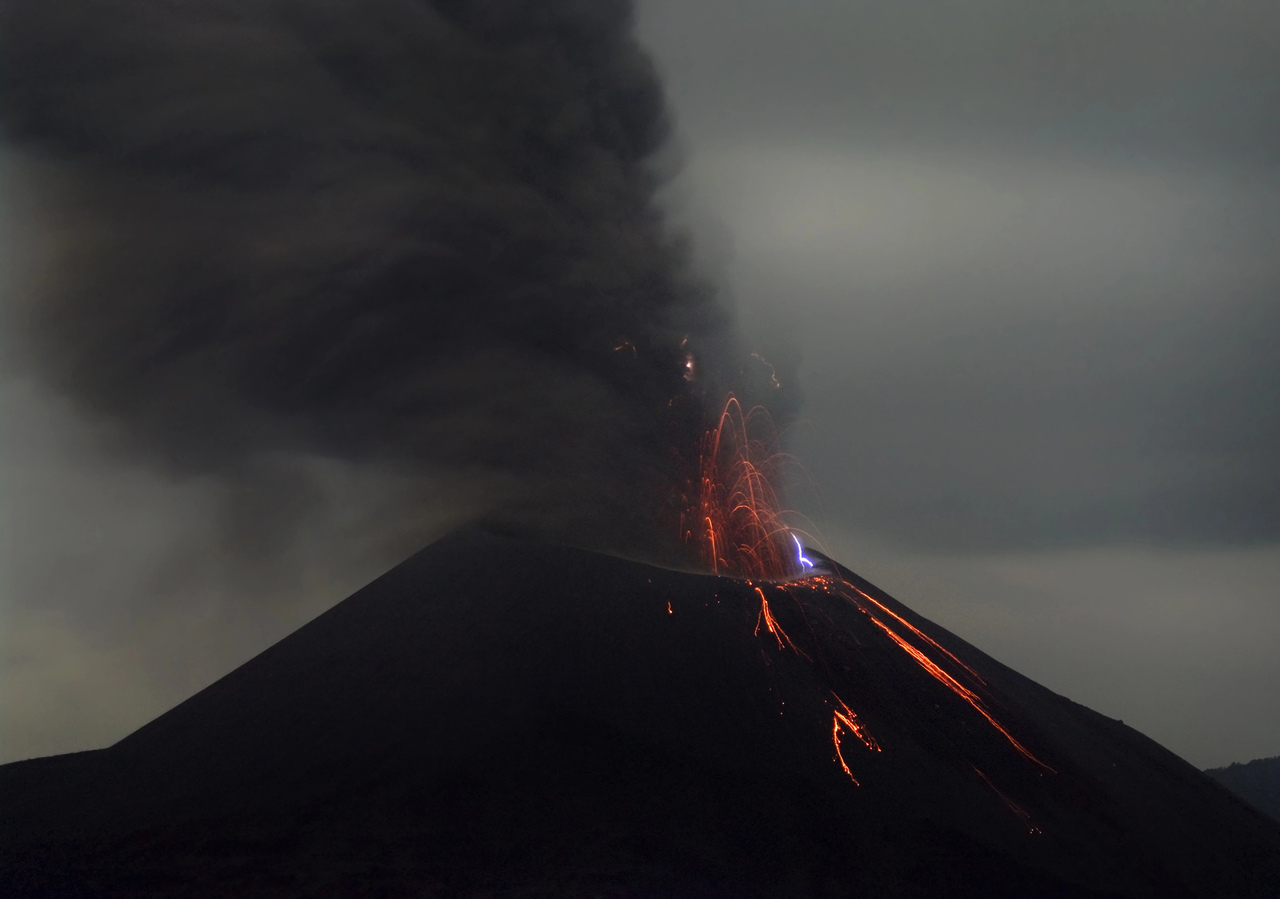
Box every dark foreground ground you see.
[4,529,1280,897]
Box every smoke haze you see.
[0,0,754,561]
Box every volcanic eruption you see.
[5,528,1280,896]
[3,1,1280,896]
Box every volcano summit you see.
[3,528,1278,897]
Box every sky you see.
[2,0,1278,770]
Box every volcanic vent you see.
[4,528,1279,897]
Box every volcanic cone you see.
[4,528,1278,897]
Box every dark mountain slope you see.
[1209,756,1280,823]
[4,528,1279,897]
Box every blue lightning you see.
[792,533,815,571]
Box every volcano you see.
[4,529,1279,897]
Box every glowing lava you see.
[831,693,881,785]
[797,574,1057,775]
[685,395,800,580]
[753,587,809,659]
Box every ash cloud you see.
[0,0,759,560]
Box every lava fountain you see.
[684,395,805,580]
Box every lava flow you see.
[682,393,1053,802]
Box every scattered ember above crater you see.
[684,395,804,580]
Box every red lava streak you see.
[843,583,986,686]
[800,575,1056,775]
[682,392,1054,791]
[753,587,808,658]
[831,693,881,785]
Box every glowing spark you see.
[830,693,879,785]
[832,717,859,785]
[686,396,798,580]
[973,766,1042,835]
[833,693,880,753]
[792,533,814,570]
[753,587,808,658]
[844,584,986,685]
[666,601,673,615]
[864,614,1054,773]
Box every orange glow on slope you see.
[733,571,1054,781]
[844,584,986,686]
[863,612,1053,772]
[831,718,859,784]
[686,396,798,580]
[831,693,881,784]
[753,587,808,657]
[760,572,1055,780]
[829,695,880,785]
[832,694,881,754]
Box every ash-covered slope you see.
[4,529,1279,897]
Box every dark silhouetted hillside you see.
[1208,756,1280,823]
[4,528,1280,897]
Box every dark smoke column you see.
[0,0,733,559]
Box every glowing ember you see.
[842,582,986,685]
[866,612,1052,771]
[753,586,809,658]
[973,766,1042,835]
[831,693,881,785]
[686,395,798,580]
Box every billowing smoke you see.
[0,0,775,563]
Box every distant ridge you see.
[1208,756,1280,822]
[3,528,1279,897]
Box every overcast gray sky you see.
[3,1,1278,770]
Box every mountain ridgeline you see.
[1208,756,1280,823]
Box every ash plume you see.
[0,0,765,560]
